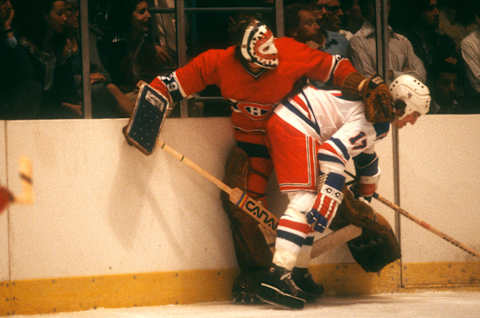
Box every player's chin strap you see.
[344,170,480,258]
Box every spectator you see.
[100,0,174,107]
[14,0,81,119]
[430,59,463,114]
[438,0,477,50]
[0,0,42,119]
[348,0,427,83]
[152,0,177,68]
[460,3,480,113]
[401,0,458,112]
[340,0,363,38]
[59,0,132,118]
[313,0,350,56]
[285,3,321,47]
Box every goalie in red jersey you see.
[145,17,394,304]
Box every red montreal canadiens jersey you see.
[153,37,357,144]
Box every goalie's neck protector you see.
[240,19,279,70]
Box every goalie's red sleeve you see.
[150,37,358,145]
[154,37,356,104]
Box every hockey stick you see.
[0,156,34,213]
[345,171,480,257]
[159,140,278,233]
[158,140,361,257]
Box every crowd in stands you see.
[0,0,479,119]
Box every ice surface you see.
[10,291,480,318]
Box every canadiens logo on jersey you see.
[232,101,273,121]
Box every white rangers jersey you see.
[273,85,389,158]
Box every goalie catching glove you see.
[330,188,401,272]
[342,72,395,123]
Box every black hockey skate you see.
[257,264,307,309]
[292,267,324,302]
[231,270,267,304]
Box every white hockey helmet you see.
[389,74,431,120]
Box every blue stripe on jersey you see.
[330,137,350,160]
[303,235,314,246]
[354,152,379,176]
[160,73,183,104]
[277,229,306,246]
[373,123,390,139]
[283,99,321,136]
[325,172,346,191]
[317,153,345,165]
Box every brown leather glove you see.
[361,75,395,123]
[330,188,401,272]
[341,72,395,123]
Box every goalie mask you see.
[389,74,431,120]
[240,19,279,70]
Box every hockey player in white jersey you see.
[257,74,431,309]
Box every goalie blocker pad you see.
[124,83,170,155]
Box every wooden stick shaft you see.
[158,140,278,233]
[373,193,480,257]
[159,140,232,194]
[311,225,362,258]
[345,170,479,257]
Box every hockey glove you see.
[351,173,380,202]
[361,75,395,123]
[341,72,395,123]
[306,173,345,233]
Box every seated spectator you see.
[401,0,458,110]
[100,0,175,112]
[340,0,363,39]
[0,0,42,119]
[285,3,321,46]
[430,59,463,114]
[438,0,477,50]
[151,0,177,69]
[313,0,350,56]
[14,0,80,119]
[349,0,426,83]
[59,0,132,118]
[460,2,480,113]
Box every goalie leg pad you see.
[221,147,273,270]
[330,189,401,272]
[123,83,171,154]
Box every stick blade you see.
[14,156,34,204]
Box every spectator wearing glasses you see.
[312,0,350,57]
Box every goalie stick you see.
[345,171,480,258]
[0,156,34,213]
[158,140,362,258]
